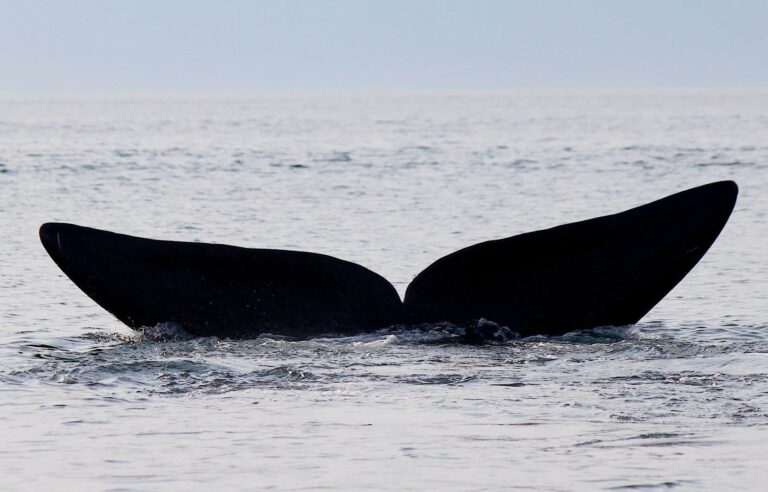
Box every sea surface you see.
[1,91,767,490]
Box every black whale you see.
[40,181,738,338]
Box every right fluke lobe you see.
[404,181,738,336]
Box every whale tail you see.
[40,181,738,338]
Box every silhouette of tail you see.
[40,181,737,338]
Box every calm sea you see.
[1,91,767,490]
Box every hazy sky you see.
[1,0,766,92]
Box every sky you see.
[0,0,766,93]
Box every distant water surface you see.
[1,91,767,490]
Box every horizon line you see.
[1,86,768,98]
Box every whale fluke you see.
[40,181,738,338]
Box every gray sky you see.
[1,0,766,93]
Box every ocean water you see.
[1,91,767,490]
